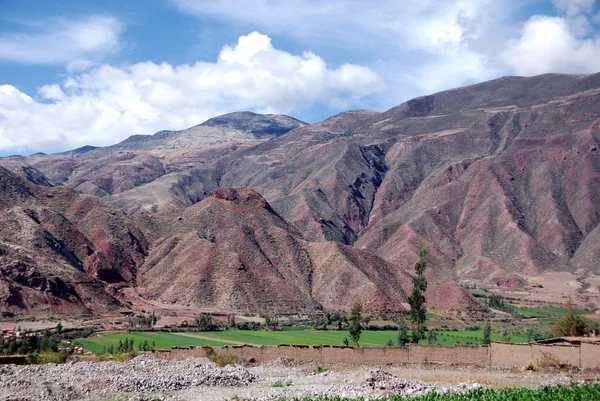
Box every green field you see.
[509,305,592,318]
[76,328,529,354]
[73,332,230,354]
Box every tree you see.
[56,322,63,334]
[482,322,491,345]
[195,313,214,331]
[396,321,409,347]
[551,301,591,337]
[408,248,428,343]
[349,299,363,346]
[426,329,437,345]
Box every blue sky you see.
[0,0,599,155]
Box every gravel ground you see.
[0,354,585,401]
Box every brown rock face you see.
[135,187,410,313]
[0,167,146,315]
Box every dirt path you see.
[173,332,259,346]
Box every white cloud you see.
[502,15,600,76]
[0,32,385,154]
[171,0,510,97]
[553,0,595,17]
[0,16,122,65]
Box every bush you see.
[26,351,39,364]
[314,365,328,374]
[113,351,137,362]
[38,351,66,364]
[209,352,245,367]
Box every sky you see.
[0,0,599,156]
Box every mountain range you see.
[1,72,599,316]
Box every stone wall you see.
[154,342,600,369]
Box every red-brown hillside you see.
[135,187,413,313]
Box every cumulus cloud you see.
[0,16,122,65]
[502,15,600,76]
[0,32,385,154]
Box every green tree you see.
[396,321,409,347]
[482,322,492,345]
[408,248,428,343]
[551,301,591,337]
[348,299,363,346]
[427,329,438,344]
[195,313,214,331]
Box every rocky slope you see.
[135,187,412,313]
[0,167,146,316]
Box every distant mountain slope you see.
[211,73,600,284]
[67,111,307,159]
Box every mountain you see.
[1,73,599,316]
[134,187,412,313]
[213,74,600,285]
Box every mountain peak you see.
[199,111,307,138]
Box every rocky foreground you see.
[0,354,577,401]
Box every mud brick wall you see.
[409,344,489,365]
[531,344,580,367]
[154,342,600,369]
[581,342,600,369]
[490,343,535,367]
[453,345,490,365]
[490,343,580,368]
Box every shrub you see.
[26,351,39,364]
[314,365,328,374]
[271,380,284,388]
[209,352,245,367]
[113,351,137,362]
[38,351,67,364]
